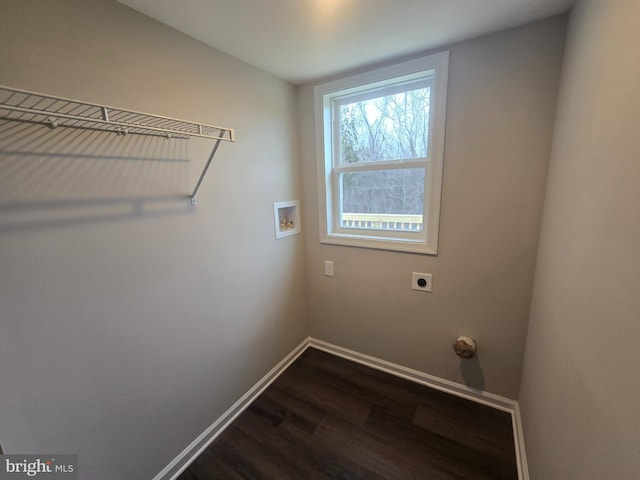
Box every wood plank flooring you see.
[178,348,518,480]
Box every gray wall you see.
[298,17,567,399]
[0,1,307,479]
[8,1,637,479]
[519,0,640,478]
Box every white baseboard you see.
[151,337,309,480]
[153,336,529,480]
[512,402,530,480]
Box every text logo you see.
[0,455,77,480]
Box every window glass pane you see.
[339,87,431,164]
[340,168,426,232]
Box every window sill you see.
[320,232,438,255]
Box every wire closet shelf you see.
[0,84,235,203]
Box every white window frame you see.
[314,51,449,255]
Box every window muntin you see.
[315,52,448,254]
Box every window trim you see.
[314,51,449,255]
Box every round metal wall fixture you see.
[453,336,477,359]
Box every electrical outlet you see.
[412,272,432,292]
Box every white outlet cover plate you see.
[412,272,433,292]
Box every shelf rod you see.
[0,85,234,141]
[0,103,233,141]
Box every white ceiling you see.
[118,0,574,85]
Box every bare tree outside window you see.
[338,87,431,230]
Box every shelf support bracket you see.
[190,130,226,205]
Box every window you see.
[314,52,449,254]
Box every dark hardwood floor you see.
[178,348,518,480]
